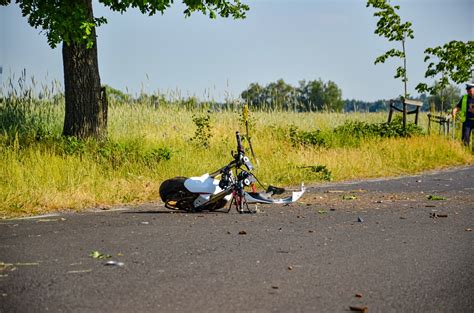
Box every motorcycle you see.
[159,131,305,213]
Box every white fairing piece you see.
[184,173,219,193]
[184,174,229,207]
[244,183,305,204]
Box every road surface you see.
[1,166,473,312]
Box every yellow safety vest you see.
[459,95,468,122]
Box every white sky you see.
[1,0,473,102]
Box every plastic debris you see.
[357,216,364,223]
[104,261,125,267]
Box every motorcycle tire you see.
[201,198,229,211]
[159,177,197,211]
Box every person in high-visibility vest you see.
[452,82,474,146]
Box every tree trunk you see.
[62,0,107,139]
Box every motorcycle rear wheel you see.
[159,177,197,211]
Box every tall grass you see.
[1,77,472,218]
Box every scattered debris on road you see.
[349,305,368,312]
[105,261,125,267]
[343,195,357,200]
[430,213,448,218]
[357,216,364,223]
[67,269,92,274]
[90,251,111,259]
[238,230,247,235]
[427,195,446,200]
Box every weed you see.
[191,113,213,148]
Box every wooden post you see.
[403,102,407,129]
[427,113,431,134]
[414,106,420,125]
[388,100,394,123]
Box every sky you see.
[0,0,473,102]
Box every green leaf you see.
[342,195,357,200]
[89,250,111,259]
[427,195,446,201]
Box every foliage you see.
[301,165,333,181]
[241,78,344,112]
[416,41,474,104]
[191,113,213,148]
[289,116,424,149]
[289,126,328,148]
[425,82,461,112]
[334,116,423,140]
[1,0,249,49]
[367,0,414,98]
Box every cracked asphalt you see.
[1,166,473,313]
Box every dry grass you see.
[0,102,472,219]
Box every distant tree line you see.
[241,78,461,113]
[344,82,460,113]
[101,79,461,113]
[241,79,344,112]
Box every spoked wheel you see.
[159,177,197,211]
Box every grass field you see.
[1,85,472,218]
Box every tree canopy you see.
[2,0,249,48]
[416,40,474,98]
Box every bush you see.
[289,117,424,148]
[289,125,328,147]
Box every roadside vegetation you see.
[1,79,472,218]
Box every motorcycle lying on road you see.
[159,131,305,213]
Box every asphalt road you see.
[1,166,473,313]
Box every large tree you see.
[1,0,249,139]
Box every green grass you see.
[0,94,472,218]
